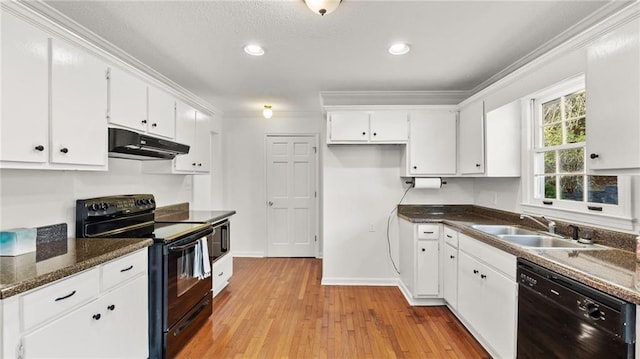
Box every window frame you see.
[522,75,633,230]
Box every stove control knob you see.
[586,303,602,320]
[90,203,99,211]
[100,203,108,211]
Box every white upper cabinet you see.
[327,112,370,142]
[586,18,640,172]
[147,85,176,139]
[1,11,107,170]
[459,100,485,174]
[50,38,108,166]
[108,66,148,133]
[174,101,198,172]
[194,112,211,173]
[403,110,457,176]
[142,101,211,174]
[1,10,49,164]
[458,100,520,177]
[326,111,408,144]
[484,100,521,177]
[369,111,409,142]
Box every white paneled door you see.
[266,135,317,257]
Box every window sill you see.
[520,203,635,232]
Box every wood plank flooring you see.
[177,257,490,359]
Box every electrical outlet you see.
[369,224,375,232]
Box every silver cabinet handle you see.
[268,201,274,206]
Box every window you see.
[528,76,629,221]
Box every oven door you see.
[165,228,213,328]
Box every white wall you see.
[223,112,323,256]
[0,158,192,235]
[322,144,474,284]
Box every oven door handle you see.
[169,240,200,252]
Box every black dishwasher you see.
[517,259,635,359]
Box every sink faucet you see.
[520,214,556,234]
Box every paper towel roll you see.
[414,177,442,189]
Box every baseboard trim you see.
[320,277,399,286]
[232,251,265,257]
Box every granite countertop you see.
[183,210,236,224]
[154,202,236,224]
[398,205,640,304]
[0,237,152,299]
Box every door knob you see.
[268,201,274,206]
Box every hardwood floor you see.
[176,257,490,359]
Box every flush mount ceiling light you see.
[304,0,342,16]
[388,43,411,56]
[244,44,264,56]
[263,105,273,119]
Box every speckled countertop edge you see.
[0,238,152,299]
[398,209,640,305]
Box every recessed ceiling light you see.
[244,44,264,56]
[388,43,410,56]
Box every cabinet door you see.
[50,38,108,166]
[327,112,370,142]
[459,101,484,174]
[485,100,521,176]
[408,111,457,175]
[481,266,517,359]
[443,243,458,310]
[457,251,483,331]
[369,111,408,142]
[148,86,176,139]
[1,11,49,163]
[108,66,148,132]
[586,18,640,171]
[194,112,211,173]
[22,276,148,358]
[415,240,439,296]
[174,101,197,172]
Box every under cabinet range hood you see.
[108,128,189,160]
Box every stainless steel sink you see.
[497,235,590,249]
[471,225,538,236]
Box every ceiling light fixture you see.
[388,43,411,56]
[263,105,273,119]
[304,0,342,16]
[244,44,264,56]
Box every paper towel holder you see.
[409,177,447,189]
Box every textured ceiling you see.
[44,0,610,114]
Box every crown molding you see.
[459,0,640,108]
[320,90,470,109]
[5,0,223,116]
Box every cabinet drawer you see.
[416,224,440,239]
[459,233,516,280]
[213,255,233,284]
[101,249,147,292]
[21,268,99,331]
[443,227,458,247]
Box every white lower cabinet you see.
[415,240,439,296]
[443,242,458,310]
[457,234,517,359]
[398,219,442,304]
[22,276,147,358]
[0,249,149,359]
[212,254,233,297]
